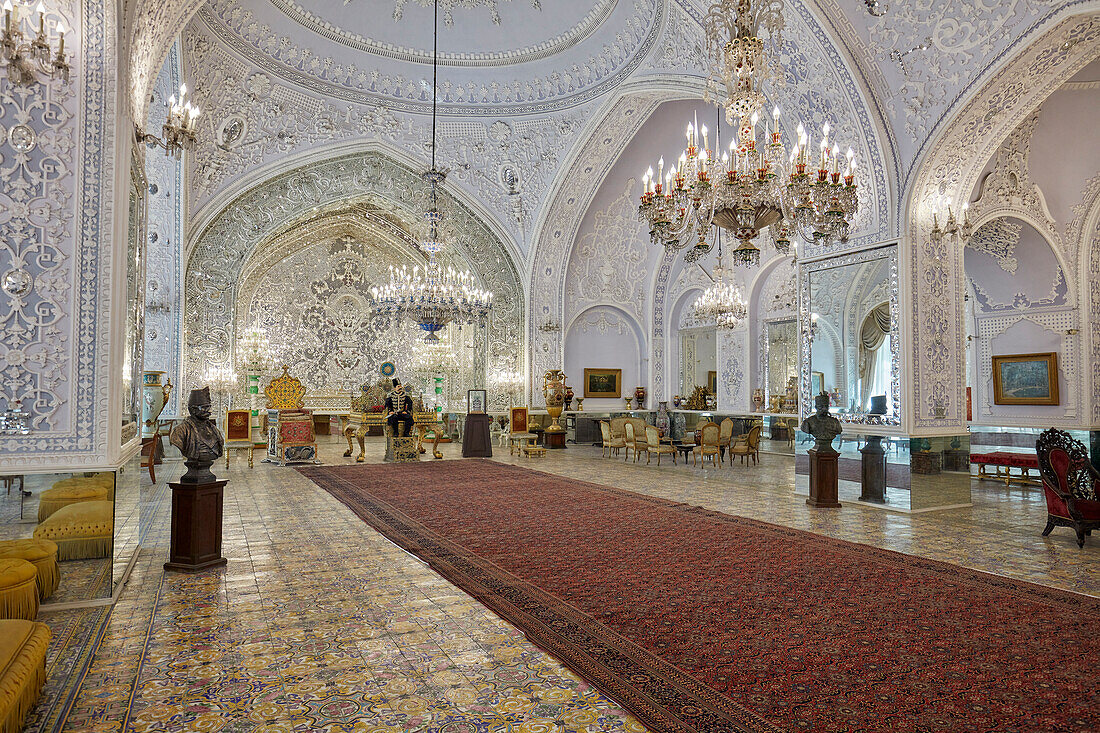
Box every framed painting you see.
[467,389,487,414]
[510,406,528,433]
[992,353,1059,406]
[811,371,824,396]
[225,409,251,441]
[707,370,717,395]
[583,368,622,398]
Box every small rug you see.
[300,460,1100,733]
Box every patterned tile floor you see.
[31,435,1100,732]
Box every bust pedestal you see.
[807,449,841,508]
[859,437,887,504]
[462,413,493,458]
[165,480,227,572]
[544,431,567,449]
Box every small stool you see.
[37,483,109,523]
[0,540,59,600]
[0,620,50,731]
[33,501,113,561]
[523,446,547,458]
[0,560,39,620]
[391,436,419,463]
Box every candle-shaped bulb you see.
[686,123,693,143]
[3,2,12,11]
[750,110,759,127]
[700,123,708,149]
[36,1,44,12]
[679,152,686,166]
[822,122,830,138]
[846,147,854,161]
[179,83,187,98]
[796,122,805,137]
[646,166,653,179]
[773,106,780,122]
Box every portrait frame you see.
[810,371,824,396]
[467,389,487,414]
[583,368,622,398]
[991,352,1059,406]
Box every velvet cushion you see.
[37,484,109,523]
[0,541,59,600]
[0,561,39,621]
[33,501,113,561]
[0,620,50,733]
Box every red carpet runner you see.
[300,461,1099,732]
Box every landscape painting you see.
[584,368,622,398]
[992,353,1059,406]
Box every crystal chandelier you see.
[692,232,747,328]
[138,83,202,159]
[1,1,69,85]
[638,0,859,265]
[370,0,493,339]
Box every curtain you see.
[858,304,891,410]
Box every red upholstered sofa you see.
[1035,428,1100,547]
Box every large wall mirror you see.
[761,318,798,408]
[800,245,900,426]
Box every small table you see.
[675,444,695,463]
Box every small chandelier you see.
[693,232,747,328]
[139,83,201,159]
[372,262,492,342]
[1,1,69,85]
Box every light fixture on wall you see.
[929,202,973,245]
[371,0,493,341]
[637,0,859,264]
[137,83,202,159]
[1,1,69,85]
[536,317,561,333]
[863,0,888,16]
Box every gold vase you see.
[543,369,567,433]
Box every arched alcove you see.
[564,305,645,410]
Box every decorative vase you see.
[624,397,634,410]
[542,369,567,433]
[564,386,574,411]
[633,386,646,410]
[752,388,765,413]
[655,401,670,437]
[141,371,172,438]
[575,397,583,411]
[672,394,682,409]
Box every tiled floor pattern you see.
[31,435,1100,731]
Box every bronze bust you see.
[799,391,843,455]
[170,387,225,483]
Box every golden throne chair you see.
[263,366,320,466]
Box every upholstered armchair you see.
[600,421,625,458]
[1035,428,1100,547]
[718,418,735,462]
[264,366,319,466]
[632,424,651,464]
[729,424,762,466]
[693,422,721,467]
[623,421,637,462]
[645,425,676,465]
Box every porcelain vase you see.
[141,371,172,438]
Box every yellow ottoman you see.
[0,561,38,620]
[0,620,50,733]
[37,483,109,523]
[0,541,59,601]
[33,501,113,561]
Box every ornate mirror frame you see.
[799,244,901,426]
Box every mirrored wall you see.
[800,245,900,426]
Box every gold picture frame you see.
[992,352,1059,406]
[707,370,717,395]
[583,368,622,398]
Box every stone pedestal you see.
[165,480,227,572]
[859,437,887,504]
[544,431,567,449]
[807,450,841,508]
[462,413,493,458]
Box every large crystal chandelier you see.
[638,0,859,265]
[371,0,492,341]
[692,231,747,328]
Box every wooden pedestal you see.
[807,449,841,508]
[165,480,227,572]
[544,431,567,449]
[462,413,493,458]
[859,437,887,504]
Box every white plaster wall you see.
[564,306,644,411]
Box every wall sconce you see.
[136,83,202,159]
[536,318,560,334]
[1,1,69,85]
[808,312,819,342]
[1065,329,1079,336]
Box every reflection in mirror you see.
[0,471,115,604]
[763,319,797,409]
[801,245,900,425]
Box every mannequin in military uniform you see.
[385,379,415,437]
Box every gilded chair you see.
[632,424,651,464]
[693,422,721,467]
[645,425,676,466]
[1035,428,1100,547]
[609,417,628,448]
[718,418,735,463]
[264,365,319,466]
[600,421,625,458]
[509,407,537,456]
[623,421,636,462]
[730,425,762,466]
